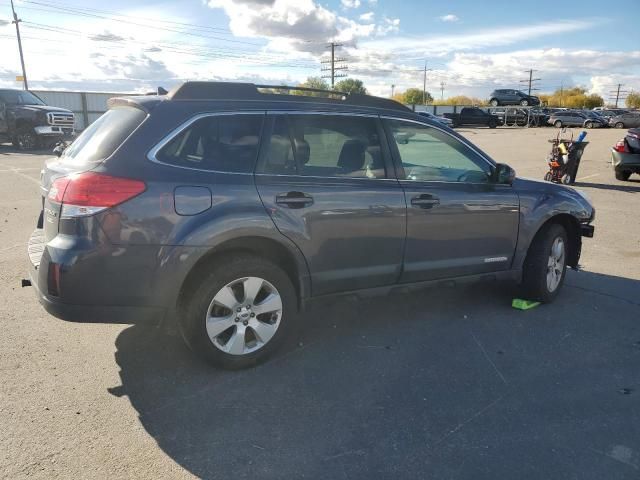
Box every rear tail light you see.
[613,140,628,153]
[48,172,146,218]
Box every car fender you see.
[150,223,312,318]
[511,178,593,273]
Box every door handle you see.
[275,191,314,209]
[411,194,440,209]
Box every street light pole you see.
[10,0,28,90]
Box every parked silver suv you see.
[548,111,606,129]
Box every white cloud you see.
[208,0,389,54]
[90,31,126,42]
[359,12,374,21]
[439,14,459,22]
[359,20,595,57]
[376,17,400,36]
[341,0,361,8]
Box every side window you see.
[261,115,386,179]
[386,120,491,184]
[155,114,263,173]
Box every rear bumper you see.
[27,228,165,324]
[612,150,640,170]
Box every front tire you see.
[585,121,593,129]
[490,99,499,106]
[521,223,569,303]
[180,255,298,369]
[520,99,529,106]
[614,122,625,129]
[554,120,563,128]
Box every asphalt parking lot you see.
[1,127,639,479]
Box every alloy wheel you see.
[205,276,283,356]
[546,237,565,293]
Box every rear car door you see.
[383,118,519,282]
[255,113,406,296]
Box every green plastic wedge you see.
[512,299,541,310]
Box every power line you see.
[17,21,317,68]
[321,42,347,88]
[0,0,265,46]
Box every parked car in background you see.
[583,110,609,127]
[596,109,627,121]
[529,108,552,127]
[488,89,540,107]
[611,128,640,181]
[443,107,500,128]
[548,110,606,128]
[0,89,75,150]
[417,111,453,128]
[487,107,528,126]
[26,81,595,368]
[609,112,640,129]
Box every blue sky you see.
[0,0,638,101]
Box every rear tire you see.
[180,255,298,369]
[544,172,553,182]
[520,223,569,303]
[585,121,593,129]
[520,99,529,106]
[554,120,563,128]
[490,99,499,106]
[615,170,631,181]
[614,122,625,129]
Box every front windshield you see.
[0,90,45,106]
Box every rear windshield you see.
[61,107,146,165]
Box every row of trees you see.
[296,77,367,95]
[537,87,603,109]
[292,77,639,109]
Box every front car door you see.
[383,118,519,283]
[255,113,406,296]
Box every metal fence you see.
[32,90,134,130]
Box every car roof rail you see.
[167,81,411,113]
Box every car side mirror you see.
[494,163,516,185]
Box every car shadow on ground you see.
[575,180,640,193]
[110,271,640,479]
[0,144,54,156]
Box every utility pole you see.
[519,69,541,96]
[391,84,395,98]
[559,81,564,107]
[321,42,347,88]
[10,0,28,90]
[609,83,629,108]
[440,81,446,100]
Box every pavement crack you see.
[471,331,508,385]
[432,394,505,448]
